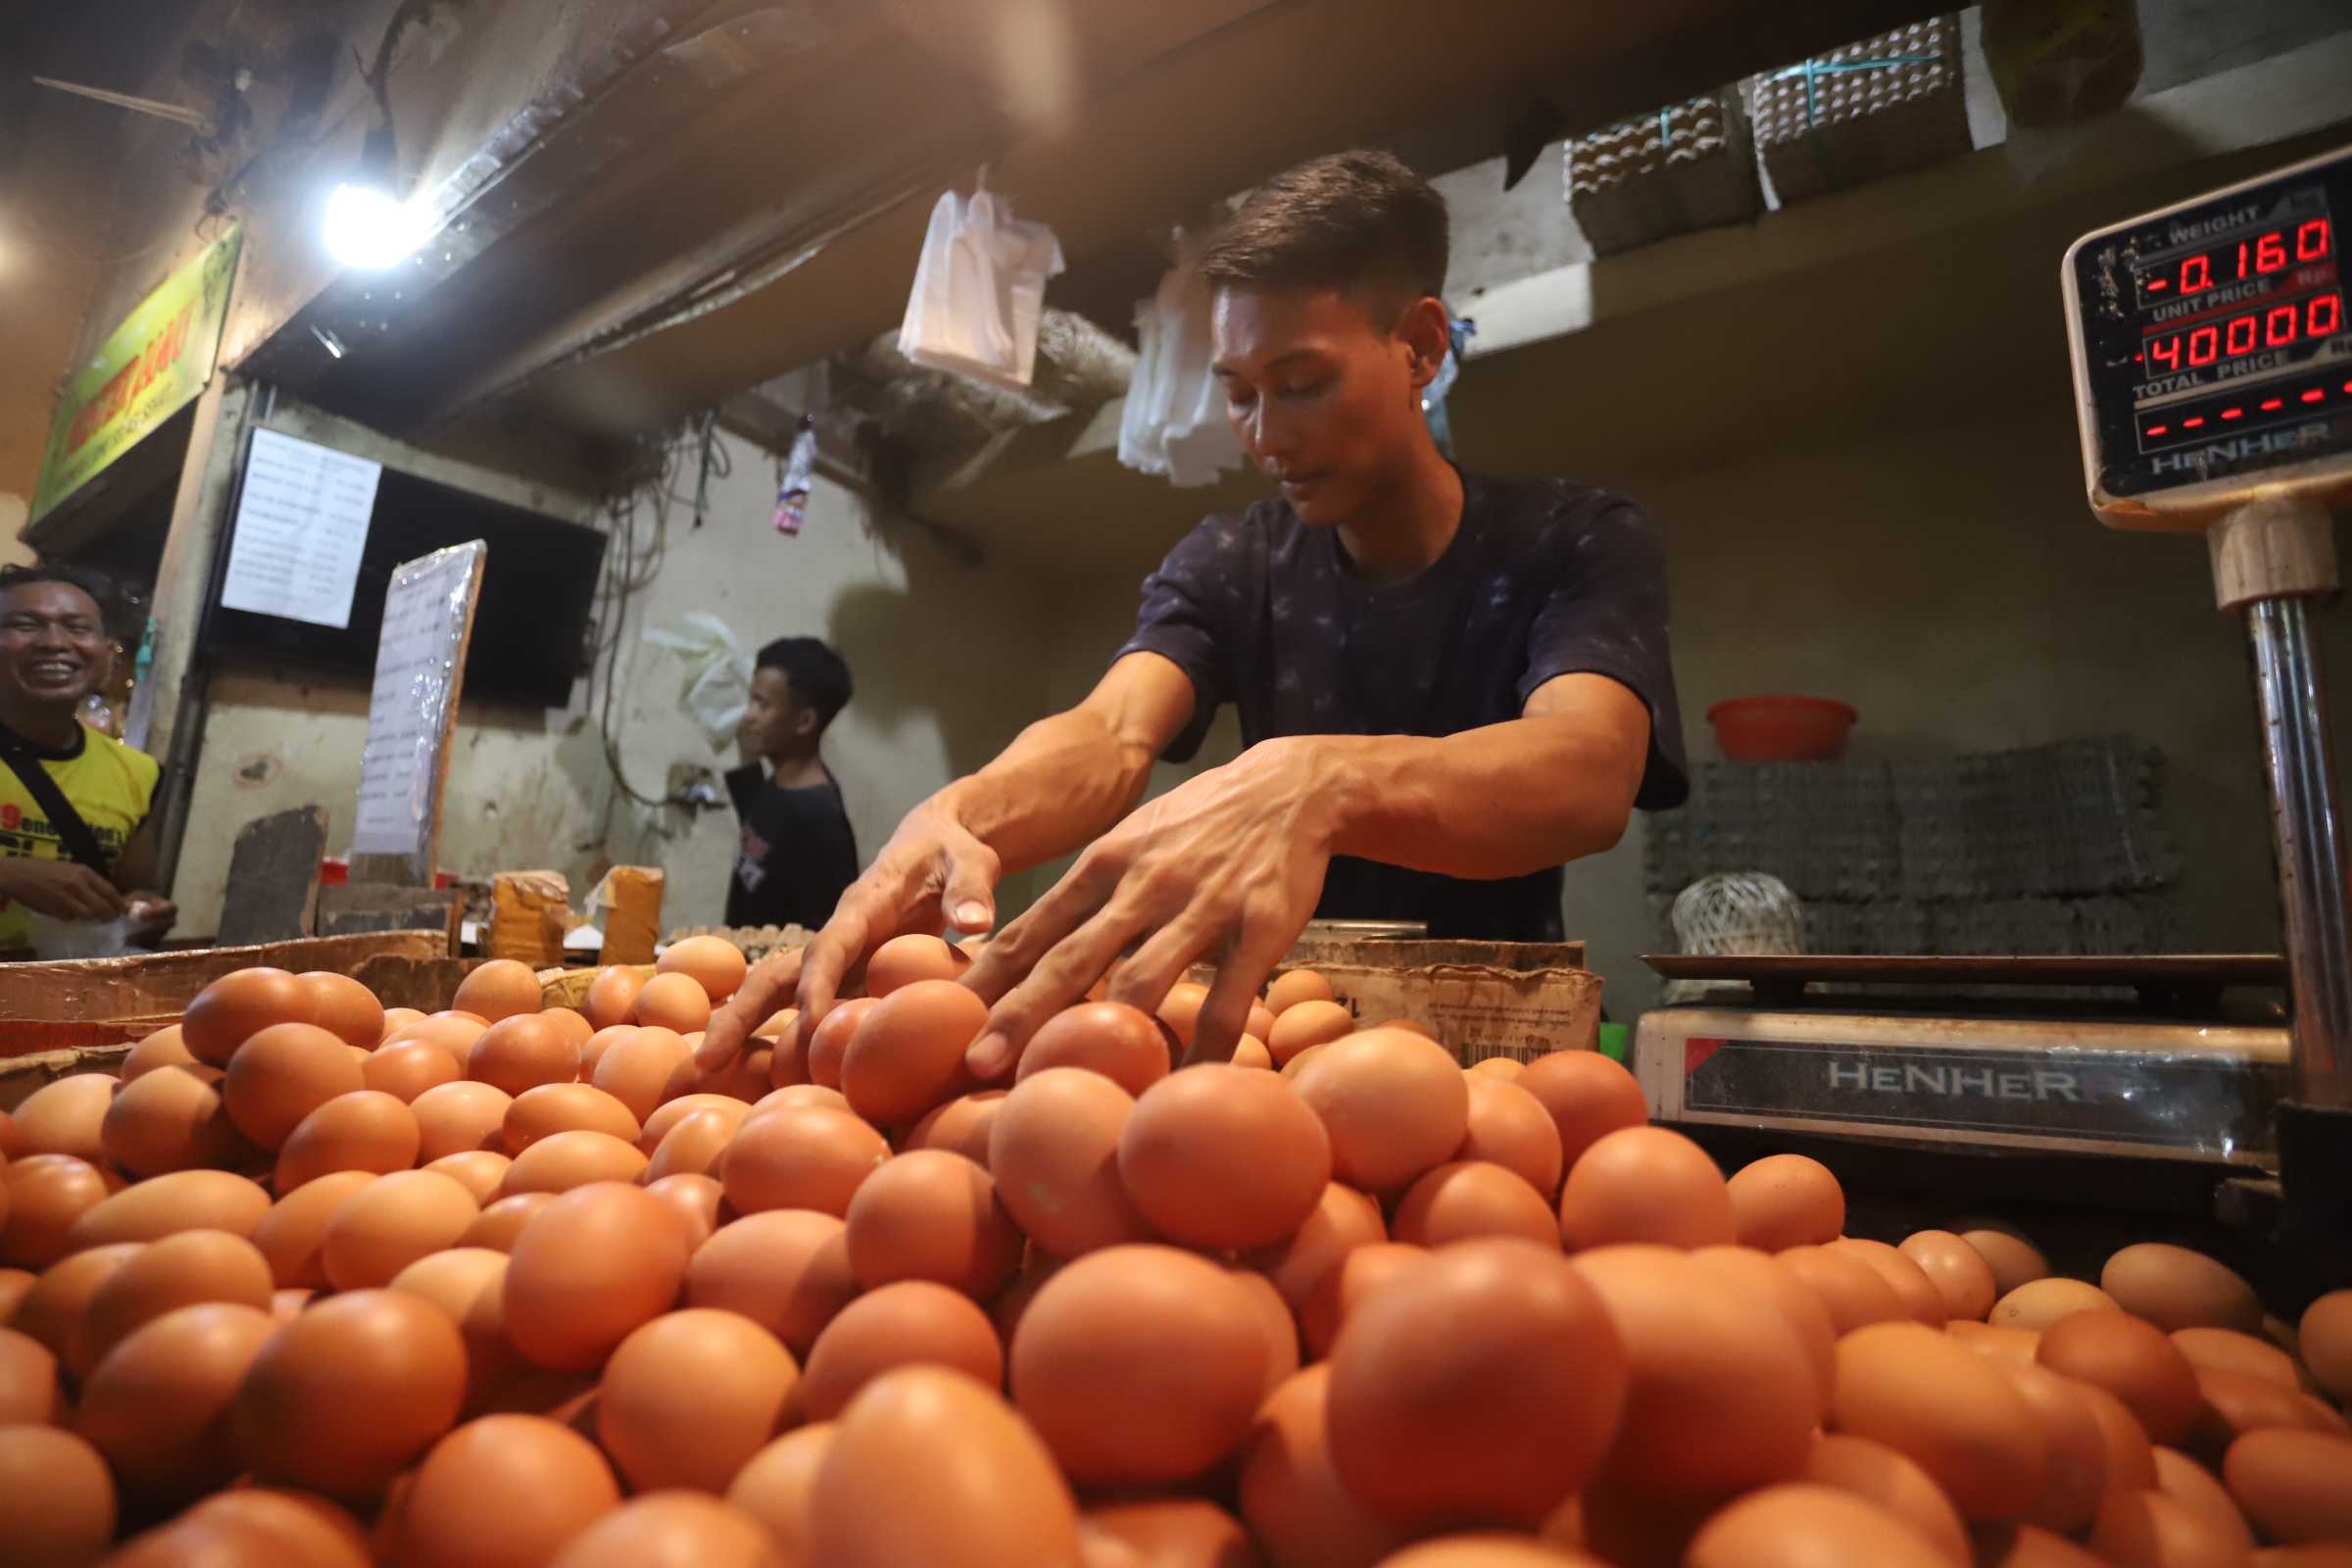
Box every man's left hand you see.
[960,735,1344,1078]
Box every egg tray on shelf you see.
[1567,91,1763,257]
[1748,14,1974,206]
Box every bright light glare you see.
[323,182,423,270]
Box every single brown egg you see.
[2299,1291,2352,1402]
[580,1024,635,1081]
[634,972,713,1036]
[1727,1153,1845,1251]
[182,1488,372,1568]
[424,1150,513,1203]
[363,1036,463,1103]
[808,1365,1079,1568]
[12,1243,143,1359]
[1469,1054,1527,1080]
[750,1082,851,1117]
[0,1268,33,1323]
[646,1109,736,1184]
[1688,1484,1953,1568]
[2154,1445,2256,1556]
[987,1068,1159,1258]
[2102,1244,2263,1335]
[1949,1321,2043,1364]
[754,1005,801,1042]
[66,1169,271,1250]
[504,1083,641,1153]
[844,1149,1022,1299]
[320,1169,481,1290]
[2174,1327,2311,1394]
[1994,1278,2122,1332]
[453,959,545,1023]
[223,1022,367,1151]
[639,1094,749,1153]
[540,1005,595,1049]
[806,998,877,1090]
[1247,1180,1387,1315]
[252,1169,375,1288]
[1829,1237,1949,1326]
[2088,1487,2252,1568]
[721,1103,889,1218]
[1961,1228,2052,1298]
[2037,1309,2205,1446]
[1393,1160,1559,1249]
[1457,1075,1565,1198]
[410,1081,514,1163]
[275,1091,421,1191]
[1574,1244,1817,1504]
[461,1192,558,1253]
[1801,1431,1972,1566]
[686,1208,857,1356]
[1267,1002,1355,1065]
[1901,1231,2001,1323]
[1779,1246,1913,1335]
[1298,1240,1429,1359]
[76,1300,276,1504]
[643,1172,724,1251]
[0,1425,116,1568]
[2188,1367,2348,1463]
[71,1228,273,1376]
[1155,982,1211,1052]
[504,1182,691,1372]
[391,1246,522,1407]
[1291,1028,1470,1195]
[233,1287,466,1494]
[122,1025,197,1082]
[1117,1063,1330,1251]
[1082,1497,1259,1568]
[990,1255,1061,1345]
[1833,1320,2046,1520]
[467,1013,580,1099]
[183,967,313,1064]
[904,1091,1005,1165]
[861,934,958,998]
[501,1130,650,1195]
[840,979,986,1127]
[388,1013,490,1066]
[582,967,647,1033]
[101,1063,248,1178]
[1018,1003,1171,1097]
[1230,1265,1302,1400]
[2076,1378,2162,1494]
[3,1155,113,1268]
[546,1492,776,1568]
[1266,969,1338,1014]
[592,1027,698,1123]
[1559,1125,1735,1251]
[597,1308,798,1491]
[270,1287,314,1321]
[14,1074,118,1164]
[379,1006,426,1041]
[726,1423,833,1564]
[2224,1428,2352,1544]
[299,972,385,1051]
[399,1413,621,1568]
[1690,1246,1840,1408]
[1984,1354,2114,1532]
[1237,1363,1416,1568]
[802,1279,1003,1419]
[0,1325,58,1425]
[1516,1051,1651,1170]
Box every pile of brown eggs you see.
[3,932,2352,1568]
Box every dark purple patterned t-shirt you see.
[1117,470,1687,941]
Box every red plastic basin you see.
[1705,696,1858,761]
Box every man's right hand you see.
[696,798,1002,1071]
[0,858,129,922]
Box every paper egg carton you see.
[1566,92,1762,257]
[1747,15,1973,206]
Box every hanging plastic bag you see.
[1118,237,1247,487]
[642,612,755,749]
[898,187,1065,391]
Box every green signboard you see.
[29,225,242,523]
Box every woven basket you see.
[1750,14,1973,206]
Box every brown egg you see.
[1558,1125,1735,1251]
[808,1364,1078,1568]
[2089,1488,2254,1568]
[1468,1055,1527,1081]
[1994,1278,2121,1332]
[579,1023,635,1079]
[14,1073,117,1163]
[1246,1002,1280,1043]
[1018,1003,1172,1097]
[2224,1429,2352,1544]
[390,1246,523,1406]
[183,967,313,1064]
[271,1287,313,1321]
[646,1109,736,1183]
[646,1173,726,1251]
[802,1279,1003,1418]
[639,1094,749,1152]
[1280,1043,1333,1082]
[1456,1075,1565,1198]
[634,972,713,1036]
[224,1022,367,1151]
[11,1243,142,1357]
[592,1027,698,1123]
[467,1013,580,1100]
[1290,1028,1469,1195]
[453,959,545,1023]
[1394,1161,1559,1249]
[180,1489,373,1568]
[685,1208,856,1356]
[1834,1320,2046,1519]
[987,1067,1158,1257]
[1984,1355,2113,1531]
[399,1413,621,1568]
[1973,1522,2114,1568]
[300,972,385,1051]
[2155,1446,2257,1555]
[1574,1244,1817,1503]
[546,1492,776,1568]
[424,1150,513,1203]
[1689,1484,1953,1568]
[1803,1432,1972,1566]
[387,1013,490,1065]
[754,1006,800,1042]
[66,1169,271,1250]
[722,1103,889,1218]
[0,1324,56,1430]
[807,998,877,1089]
[122,1024,197,1082]
[380,1006,426,1040]
[2,1155,113,1268]
[2175,1327,2311,1394]
[1951,1321,2044,1363]
[597,1308,798,1491]
[1727,1153,1845,1251]
[365,1036,465,1104]
[1901,1231,2001,1323]
[274,1091,420,1191]
[1267,969,1338,1013]
[861,934,959,998]
[504,1182,691,1372]
[1248,1180,1388,1312]
[1116,1063,1330,1251]
[1081,1499,1257,1568]
[75,1300,276,1503]
[1516,1050,1651,1170]
[2103,1244,2263,1335]
[0,1268,33,1323]
[1690,1245,1840,1408]
[72,1228,273,1376]
[501,1130,649,1195]
[2300,1292,2352,1402]
[543,1004,595,1045]
[1155,982,1210,1051]
[841,979,987,1128]
[2190,1368,2349,1462]
[0,1426,116,1568]
[1962,1228,2053,1298]
[1268,1002,1355,1065]
[1830,1238,1949,1326]
[904,1091,1005,1165]
[321,1169,481,1290]
[582,966,648,1032]
[251,1170,375,1288]
[233,1287,466,1493]
[99,1064,245,1178]
[1298,1240,1429,1360]
[1238,1363,1417,1568]
[2077,1378,2163,1494]
[750,1082,853,1117]
[2037,1310,2205,1446]
[462,1192,558,1253]
[727,1424,833,1564]
[1327,1237,1625,1526]
[411,1080,514,1162]
[843,1149,1021,1299]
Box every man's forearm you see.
[933,708,1158,877]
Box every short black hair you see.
[755,636,852,727]
[0,563,124,640]
[1199,149,1449,325]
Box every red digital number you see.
[2298,218,2331,262]
[2237,242,2251,279]
[2258,231,2289,271]
[2227,315,2258,355]
[2268,304,2301,346]
[2148,335,2181,371]
[2189,326,2220,365]
[2314,293,2344,337]
[2180,255,2212,292]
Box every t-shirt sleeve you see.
[1114,514,1242,764]
[1523,493,1690,811]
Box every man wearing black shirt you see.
[723,637,859,930]
[708,149,1686,1073]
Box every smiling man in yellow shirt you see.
[0,564,173,956]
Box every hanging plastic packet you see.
[642,612,755,748]
[1118,234,1247,487]
[898,185,1065,390]
[771,416,817,534]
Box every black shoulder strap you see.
[0,726,113,876]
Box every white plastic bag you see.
[1118,238,1247,487]
[642,612,755,749]
[898,188,1065,390]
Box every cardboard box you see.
[1274,940,1603,1066]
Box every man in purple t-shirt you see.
[707,150,1686,1074]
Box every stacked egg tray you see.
[1748,15,1975,206]
[1566,93,1763,257]
[6,935,2352,1565]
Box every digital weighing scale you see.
[1635,144,2352,1243]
